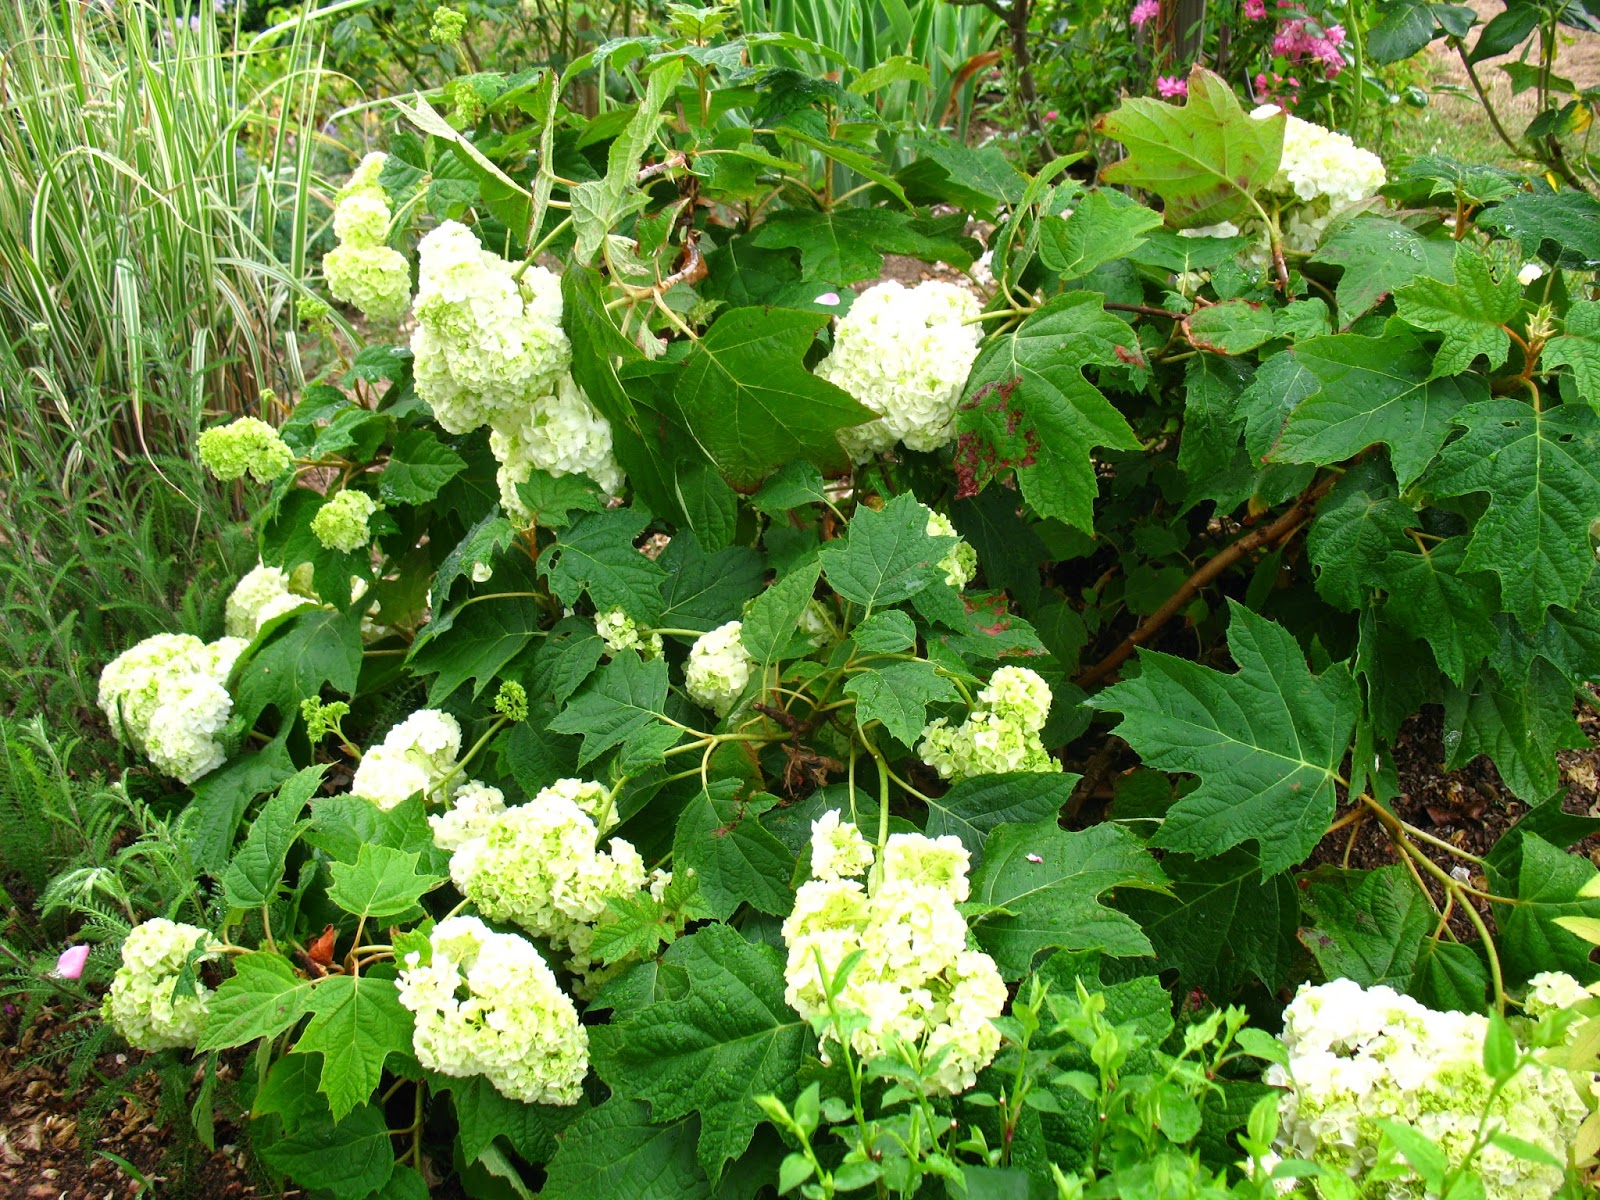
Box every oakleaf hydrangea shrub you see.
[81,44,1600,1200]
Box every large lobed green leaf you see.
[1099,67,1284,229]
[1424,399,1600,628]
[671,307,876,489]
[954,292,1142,533]
[968,821,1170,978]
[590,924,813,1184]
[1089,602,1359,876]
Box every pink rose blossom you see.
[1130,0,1160,27]
[56,944,90,980]
[1156,75,1189,98]
[1244,0,1266,17]
[1045,109,1059,120]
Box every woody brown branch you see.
[1072,472,1337,689]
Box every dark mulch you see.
[0,1001,275,1200]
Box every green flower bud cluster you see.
[310,489,380,553]
[197,416,292,484]
[324,152,412,323]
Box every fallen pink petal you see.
[56,943,90,980]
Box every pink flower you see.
[1244,0,1266,17]
[1045,109,1059,120]
[1324,23,1345,44]
[1130,0,1160,27]
[1157,75,1189,98]
[56,944,90,980]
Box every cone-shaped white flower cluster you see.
[411,220,571,435]
[410,221,625,510]
[350,709,462,809]
[99,633,247,782]
[103,919,219,1051]
[918,665,1058,780]
[1268,979,1588,1200]
[817,280,983,464]
[684,620,755,717]
[224,564,315,640]
[783,812,1005,1096]
[396,916,588,1105]
[446,778,647,978]
[323,152,412,323]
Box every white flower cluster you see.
[684,620,755,717]
[447,778,646,979]
[225,564,314,639]
[323,152,412,323]
[411,220,570,436]
[491,372,626,520]
[1246,106,1387,256]
[103,919,218,1051]
[311,489,380,553]
[99,633,247,782]
[409,220,625,511]
[816,280,983,464]
[1524,969,1593,1017]
[350,709,462,809]
[1269,979,1588,1200]
[783,812,1005,1095]
[918,665,1058,780]
[595,607,663,659]
[396,916,588,1105]
[1257,107,1387,207]
[923,506,978,590]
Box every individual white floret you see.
[411,221,571,435]
[1524,970,1591,1017]
[491,374,625,521]
[350,709,462,809]
[225,565,315,639]
[684,620,754,717]
[816,280,983,464]
[103,919,219,1051]
[782,813,1003,1095]
[396,916,588,1105]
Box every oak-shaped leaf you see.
[954,292,1142,533]
[1270,331,1487,486]
[590,925,813,1184]
[1423,398,1600,628]
[967,821,1170,979]
[1099,67,1285,228]
[1088,602,1359,876]
[671,307,875,489]
[1394,243,1523,377]
[538,506,668,622]
[295,974,414,1121]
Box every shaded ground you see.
[0,1001,270,1199]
